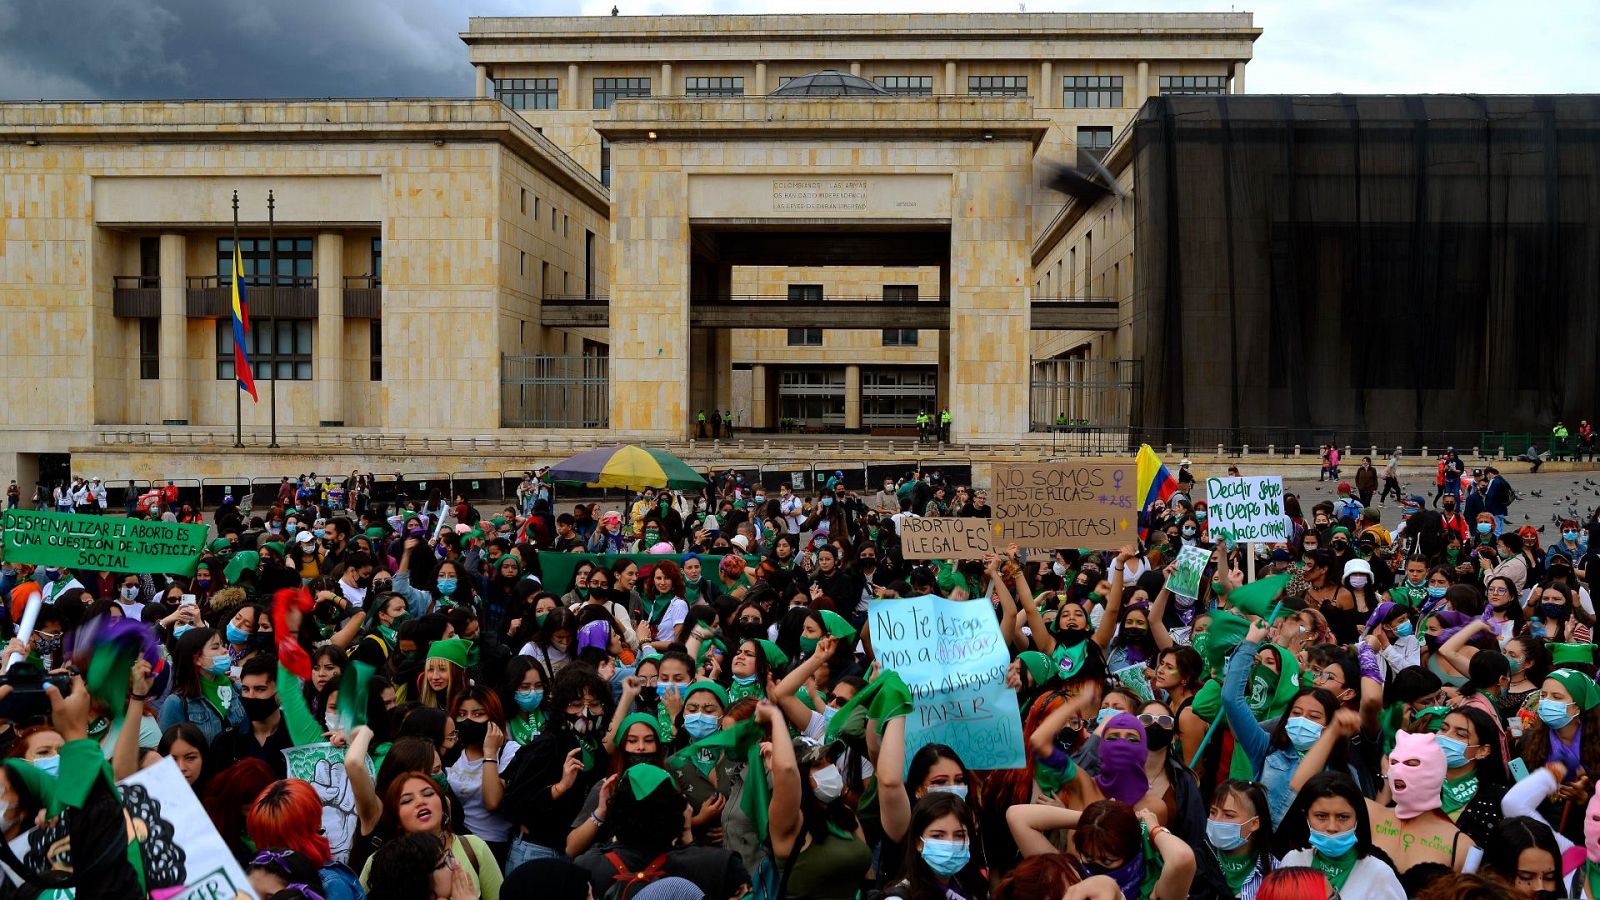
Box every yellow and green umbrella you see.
[546,444,706,492]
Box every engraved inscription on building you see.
[771,180,870,211]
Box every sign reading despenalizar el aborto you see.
[2,509,207,575]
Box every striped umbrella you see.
[546,444,707,492]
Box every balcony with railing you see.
[185,275,318,318]
[112,276,161,317]
[343,276,382,318]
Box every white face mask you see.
[120,586,139,601]
[1348,575,1369,589]
[812,764,845,803]
[1052,562,1067,578]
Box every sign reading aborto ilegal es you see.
[989,462,1138,551]
[899,515,996,560]
[1205,475,1291,541]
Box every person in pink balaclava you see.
[1366,728,1479,874]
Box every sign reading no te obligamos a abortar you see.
[1,509,207,575]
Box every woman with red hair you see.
[638,558,690,652]
[247,778,367,900]
[1257,866,1333,900]
[202,758,277,863]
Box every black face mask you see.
[241,696,280,722]
[456,719,489,747]
[1145,725,1175,752]
[1055,625,1092,647]
[622,752,657,770]
[1120,627,1150,646]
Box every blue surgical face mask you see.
[682,712,719,740]
[1434,734,1473,769]
[1477,522,1493,535]
[225,624,250,645]
[732,674,758,686]
[1426,586,1447,600]
[31,755,60,777]
[1285,716,1324,752]
[172,624,194,639]
[1308,826,1358,858]
[1206,816,1253,852]
[919,837,971,877]
[207,654,233,676]
[926,783,969,801]
[1539,697,1576,730]
[436,578,458,596]
[1565,531,1580,542]
[1095,707,1117,728]
[1394,621,1414,638]
[514,689,544,712]
[656,683,687,700]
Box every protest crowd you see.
[1,452,1600,900]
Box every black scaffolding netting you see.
[1132,94,1600,448]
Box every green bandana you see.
[625,763,674,799]
[818,610,856,641]
[756,640,789,670]
[641,594,672,626]
[1585,861,1600,900]
[1391,582,1428,609]
[612,712,664,750]
[1550,668,1600,711]
[200,670,232,718]
[1440,771,1478,815]
[1215,847,1256,895]
[727,679,764,704]
[1018,651,1055,687]
[1226,573,1290,619]
[1311,848,1358,891]
[1247,663,1280,718]
[686,681,729,709]
[509,708,545,745]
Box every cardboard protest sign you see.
[3,757,256,898]
[870,594,1025,770]
[1205,476,1291,542]
[899,515,995,560]
[1,509,206,576]
[1167,545,1211,601]
[285,742,369,864]
[989,462,1137,550]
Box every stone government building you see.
[15,13,1584,487]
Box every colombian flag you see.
[231,247,258,401]
[1135,443,1179,521]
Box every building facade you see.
[462,12,1258,430]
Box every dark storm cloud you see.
[0,0,564,101]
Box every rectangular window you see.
[138,319,159,380]
[600,138,611,188]
[494,78,559,110]
[371,237,382,281]
[534,196,541,220]
[881,284,919,346]
[787,328,823,346]
[585,231,596,300]
[875,76,933,95]
[370,320,382,381]
[593,77,650,109]
[1076,126,1114,163]
[519,251,527,277]
[217,237,313,286]
[685,76,744,97]
[1158,74,1228,96]
[215,319,313,381]
[520,188,528,215]
[967,75,1028,97]
[563,215,569,238]
[139,237,160,278]
[1063,75,1123,108]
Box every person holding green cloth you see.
[1513,666,1600,847]
[565,711,669,858]
[798,609,859,699]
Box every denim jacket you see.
[158,690,247,743]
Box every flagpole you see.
[268,190,279,448]
[232,191,243,449]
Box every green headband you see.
[1550,669,1600,712]
[818,609,856,641]
[612,712,664,750]
[756,639,790,670]
[685,680,729,709]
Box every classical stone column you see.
[568,64,580,108]
[754,63,767,95]
[844,364,861,431]
[315,233,344,427]
[158,233,187,425]
[944,61,958,95]
[661,62,673,95]
[849,62,862,77]
[1136,61,1149,106]
[475,65,488,98]
[1039,61,1053,108]
[1232,61,1247,94]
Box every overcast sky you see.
[1,0,1594,100]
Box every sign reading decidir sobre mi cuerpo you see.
[989,462,1137,550]
[1205,475,1291,541]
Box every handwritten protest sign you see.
[1167,545,1211,601]
[870,594,1025,770]
[285,742,370,864]
[1,508,206,576]
[990,462,1137,550]
[3,757,256,897]
[899,515,995,560]
[1205,476,1291,542]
